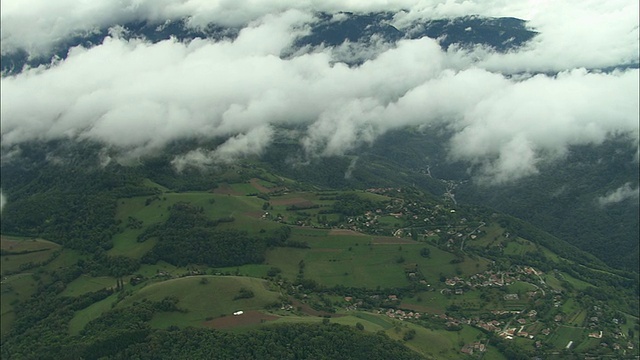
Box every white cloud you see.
[598,183,640,206]
[171,125,274,171]
[1,1,638,183]
[0,190,6,212]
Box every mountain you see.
[1,8,638,360]
[1,138,638,359]
[1,12,537,74]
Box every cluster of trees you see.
[4,290,423,360]
[0,141,157,255]
[114,323,423,360]
[331,194,378,216]
[140,203,265,267]
[457,136,639,271]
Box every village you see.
[252,188,638,356]
[326,263,636,357]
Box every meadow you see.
[1,236,61,275]
[120,276,281,328]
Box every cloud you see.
[598,183,640,206]
[0,190,5,212]
[171,125,274,171]
[344,156,359,179]
[392,0,640,72]
[1,1,638,183]
[3,0,638,71]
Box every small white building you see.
[233,311,244,316]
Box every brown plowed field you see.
[290,299,345,318]
[203,310,279,329]
[212,183,242,195]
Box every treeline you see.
[7,320,426,360]
[114,323,424,360]
[331,193,378,216]
[456,136,639,271]
[0,141,156,254]
[2,296,175,360]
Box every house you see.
[233,311,244,316]
[588,331,603,339]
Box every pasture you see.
[117,276,281,328]
[61,276,117,297]
[264,227,489,289]
[548,326,587,349]
[1,273,38,337]
[109,191,282,258]
[1,236,61,275]
[68,292,119,335]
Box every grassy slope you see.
[4,177,634,358]
[1,236,61,275]
[119,276,281,328]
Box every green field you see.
[557,271,593,290]
[503,238,538,256]
[265,228,489,289]
[1,273,38,337]
[68,292,119,335]
[118,276,281,328]
[1,236,61,275]
[109,192,282,258]
[3,180,635,360]
[548,326,588,349]
[61,276,117,297]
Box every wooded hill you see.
[1,139,638,359]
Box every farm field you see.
[119,276,281,328]
[0,273,38,337]
[68,293,120,335]
[1,175,637,360]
[61,276,117,297]
[109,191,284,259]
[264,228,489,289]
[548,326,588,349]
[1,236,61,275]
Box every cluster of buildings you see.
[460,342,487,355]
[444,270,518,289]
[383,308,422,321]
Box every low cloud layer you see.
[1,1,638,183]
[598,183,640,206]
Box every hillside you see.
[1,149,638,359]
[1,4,638,359]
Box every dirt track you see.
[328,229,366,236]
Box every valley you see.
[2,166,637,359]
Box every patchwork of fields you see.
[1,177,637,359]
